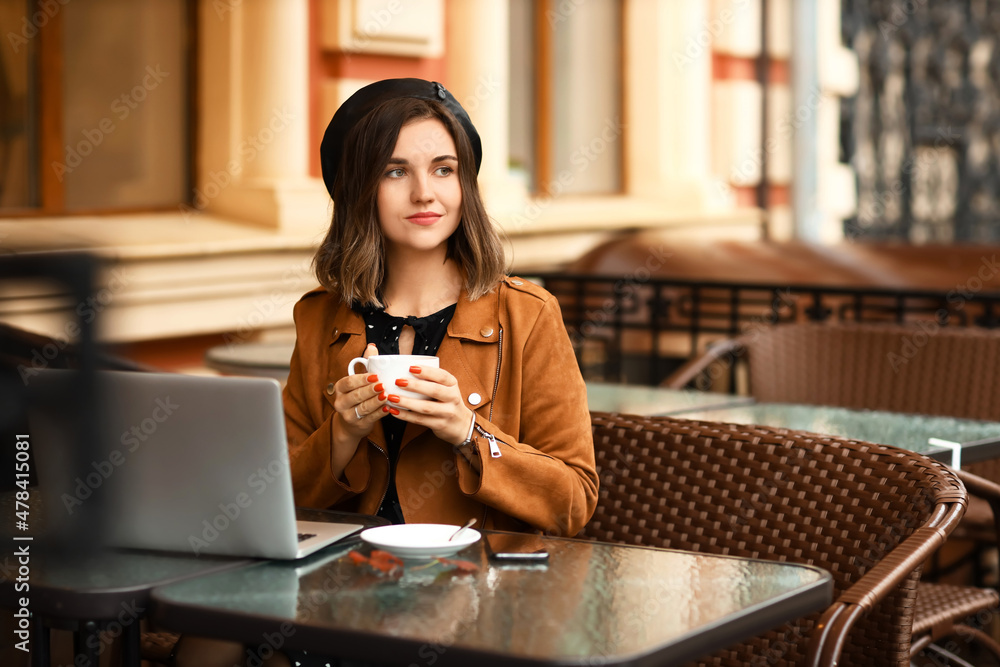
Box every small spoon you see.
[448,518,477,542]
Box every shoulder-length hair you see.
[313,97,506,307]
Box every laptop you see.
[29,370,363,560]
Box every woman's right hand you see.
[332,343,388,444]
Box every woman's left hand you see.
[387,365,474,446]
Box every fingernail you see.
[378,392,386,401]
[388,394,401,403]
[389,407,400,415]
[367,343,377,349]
[395,379,409,387]
[382,405,390,413]
[409,366,421,374]
[367,374,378,382]
[374,383,384,392]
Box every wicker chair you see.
[582,411,968,666]
[662,321,1000,662]
[663,321,1000,420]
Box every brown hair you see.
[313,97,506,307]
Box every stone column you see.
[624,0,722,208]
[445,0,526,213]
[239,0,309,181]
[196,0,329,232]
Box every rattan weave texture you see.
[741,323,1000,422]
[665,322,1000,662]
[582,411,967,667]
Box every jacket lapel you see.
[399,286,501,448]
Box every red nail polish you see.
[374,383,384,392]
[395,379,409,387]
[367,374,378,382]
[409,366,421,374]
[382,405,390,413]
[389,407,400,415]
[388,394,401,403]
[378,392,386,401]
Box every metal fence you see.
[533,273,1000,386]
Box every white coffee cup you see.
[347,354,440,403]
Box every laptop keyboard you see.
[297,532,317,543]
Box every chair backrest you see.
[740,322,1000,421]
[582,411,966,666]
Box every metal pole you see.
[792,0,822,241]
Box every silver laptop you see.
[29,370,362,559]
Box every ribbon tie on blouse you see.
[400,314,431,338]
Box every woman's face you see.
[376,117,463,256]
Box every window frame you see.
[524,0,626,198]
[1,0,198,218]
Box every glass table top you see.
[678,403,1000,466]
[587,382,755,415]
[152,534,831,666]
[0,504,385,619]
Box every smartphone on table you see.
[484,532,550,565]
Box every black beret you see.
[319,78,482,200]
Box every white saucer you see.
[359,523,481,560]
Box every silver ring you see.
[355,406,362,420]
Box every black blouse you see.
[355,302,457,524]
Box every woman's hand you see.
[387,364,475,445]
[332,343,388,444]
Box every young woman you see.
[284,78,598,536]
[175,78,597,667]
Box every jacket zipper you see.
[474,423,502,458]
[479,326,503,458]
[489,327,502,422]
[476,325,503,459]
[368,439,391,511]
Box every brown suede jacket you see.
[282,276,598,536]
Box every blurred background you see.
[0,0,996,371]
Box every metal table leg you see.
[121,616,141,667]
[74,621,100,667]
[30,614,49,667]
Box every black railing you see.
[532,273,1000,385]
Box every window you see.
[508,0,623,197]
[0,0,193,215]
